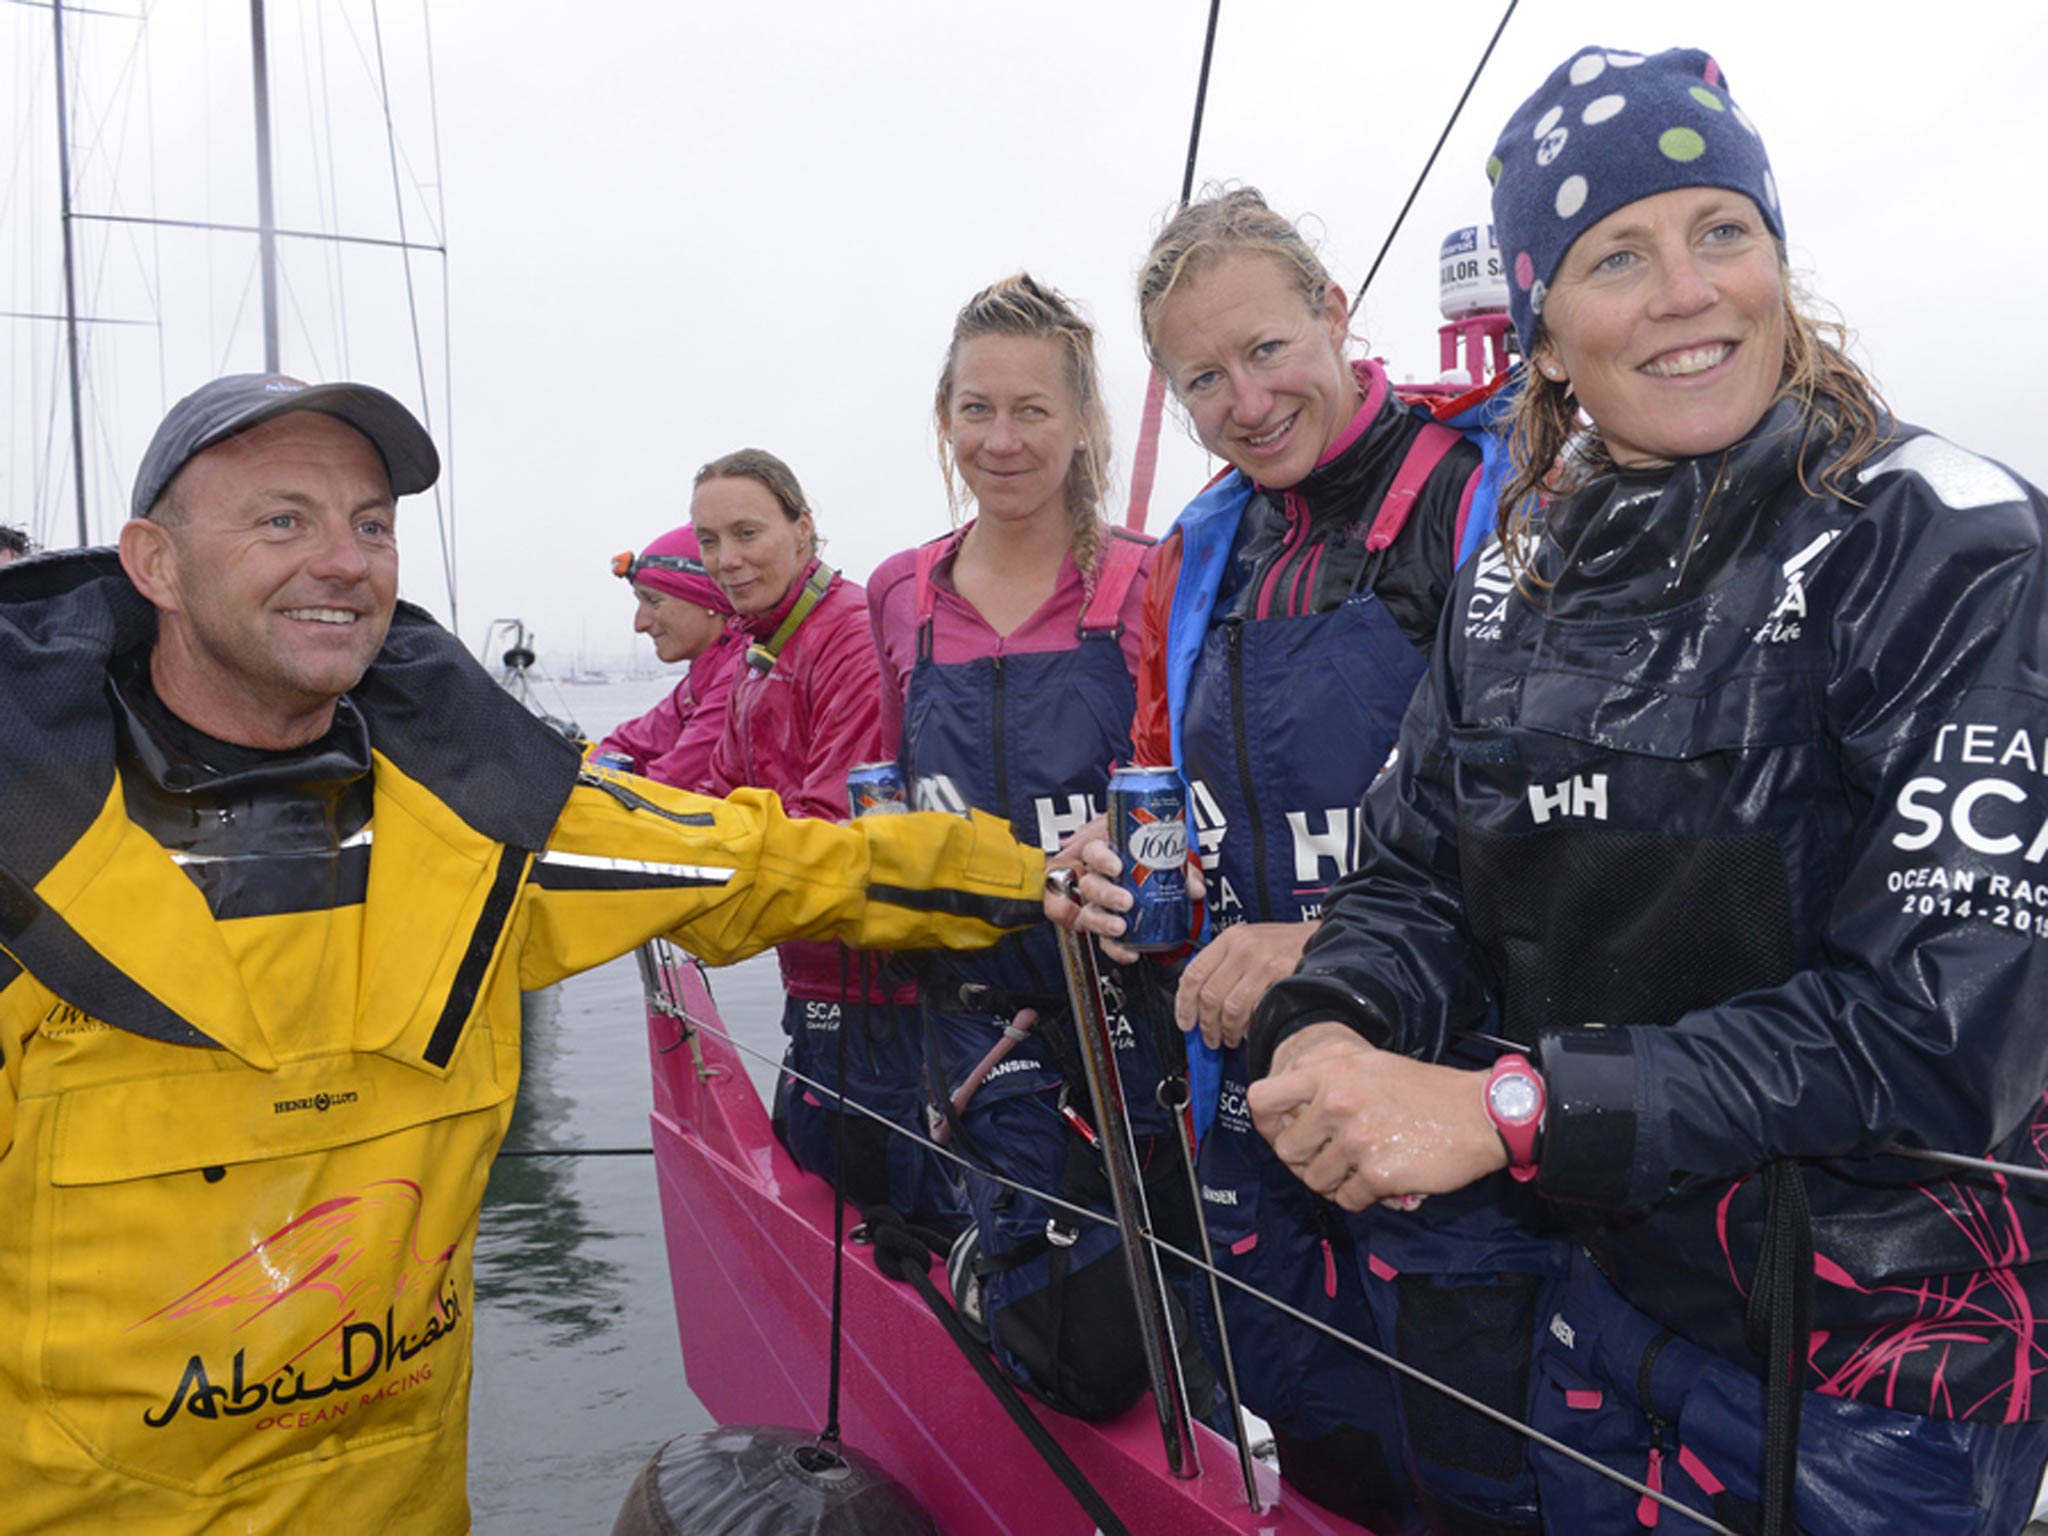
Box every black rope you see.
[1349,0,1519,317]
[1177,0,1223,206]
[817,948,861,1455]
[495,1146,652,1159]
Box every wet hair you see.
[1498,251,1893,581]
[0,524,31,558]
[692,447,822,558]
[934,273,1113,580]
[1136,185,1339,369]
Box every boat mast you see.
[50,0,90,546]
[249,0,281,372]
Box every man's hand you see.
[1175,921,1312,1050]
[1248,1023,1506,1212]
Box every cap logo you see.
[262,377,308,394]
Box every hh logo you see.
[1032,792,1099,853]
[913,773,970,816]
[1287,806,1358,883]
[1528,773,1609,825]
[1189,778,1228,871]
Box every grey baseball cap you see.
[131,373,441,521]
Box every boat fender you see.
[606,1424,937,1536]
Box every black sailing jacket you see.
[1256,399,2048,1422]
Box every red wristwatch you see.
[1483,1053,1546,1183]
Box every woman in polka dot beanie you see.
[1243,43,2048,1536]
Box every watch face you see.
[1490,1072,1541,1126]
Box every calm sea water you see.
[468,674,789,1535]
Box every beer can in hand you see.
[1107,765,1190,951]
[847,760,909,819]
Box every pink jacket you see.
[596,626,747,792]
[707,560,905,1002]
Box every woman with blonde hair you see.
[868,273,1210,1421]
[1057,185,1552,1531]
[1250,44,2048,1534]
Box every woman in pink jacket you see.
[696,448,963,1233]
[597,524,745,791]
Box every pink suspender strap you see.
[912,533,960,628]
[1366,422,1462,553]
[1078,527,1153,635]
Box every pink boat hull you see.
[644,960,1379,1535]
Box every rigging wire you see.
[640,949,1740,1534]
[301,0,346,379]
[419,0,456,604]
[367,0,458,630]
[1121,0,1221,533]
[142,0,167,421]
[1348,0,1518,318]
[72,0,159,539]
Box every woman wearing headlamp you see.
[597,525,745,791]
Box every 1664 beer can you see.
[846,760,909,819]
[1107,765,1190,951]
[589,750,636,774]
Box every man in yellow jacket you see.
[0,375,1044,1535]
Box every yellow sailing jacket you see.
[0,554,1042,1536]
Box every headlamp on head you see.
[613,551,713,584]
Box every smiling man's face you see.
[123,411,399,748]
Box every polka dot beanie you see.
[621,524,733,613]
[1487,46,1782,351]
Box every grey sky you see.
[10,1,2047,669]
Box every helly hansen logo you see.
[1189,778,1227,870]
[1287,807,1360,883]
[1550,1313,1576,1349]
[913,773,970,816]
[1033,792,1099,853]
[1527,774,1608,825]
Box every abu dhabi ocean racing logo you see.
[131,1178,462,1434]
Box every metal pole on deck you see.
[1046,871,1200,1478]
[249,0,281,372]
[51,0,90,545]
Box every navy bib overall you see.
[900,536,1199,1420]
[1185,573,1563,1532]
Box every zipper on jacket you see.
[1226,622,1273,921]
[1252,491,1313,620]
[1635,1328,1677,1528]
[991,655,1010,829]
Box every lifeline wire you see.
[644,954,1736,1535]
[1348,0,1518,317]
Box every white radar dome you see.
[1439,224,1507,321]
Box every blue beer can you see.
[1107,765,1190,951]
[846,760,909,819]
[590,750,636,774]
